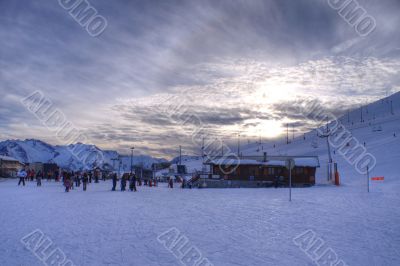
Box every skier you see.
[168,177,174,189]
[70,172,74,190]
[112,173,118,191]
[121,174,127,191]
[64,173,71,192]
[74,173,80,187]
[36,170,43,186]
[89,172,93,183]
[181,178,186,189]
[129,173,137,192]
[274,175,279,188]
[82,172,88,191]
[94,170,99,183]
[30,169,35,181]
[17,168,27,186]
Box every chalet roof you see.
[0,155,22,163]
[205,156,320,168]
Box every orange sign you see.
[371,177,384,181]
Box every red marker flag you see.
[371,176,384,181]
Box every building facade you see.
[0,155,24,177]
[204,155,320,187]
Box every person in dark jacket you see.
[112,173,118,191]
[129,173,137,192]
[74,173,80,187]
[94,171,99,183]
[89,172,93,183]
[82,173,88,191]
[274,176,279,188]
[121,174,127,191]
[64,173,71,192]
[36,171,43,186]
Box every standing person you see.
[94,170,99,183]
[129,173,137,192]
[68,172,74,190]
[64,173,71,192]
[274,175,279,188]
[17,168,27,186]
[89,172,93,183]
[36,170,43,187]
[75,173,80,187]
[112,173,118,191]
[82,173,88,191]
[181,178,186,189]
[121,174,127,191]
[30,169,35,181]
[27,169,31,182]
[168,177,174,189]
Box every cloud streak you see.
[0,0,399,158]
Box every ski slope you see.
[239,92,400,188]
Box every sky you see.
[1,0,400,159]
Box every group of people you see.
[62,171,91,192]
[17,167,185,193]
[17,168,44,187]
[111,172,158,192]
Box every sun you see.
[244,119,284,139]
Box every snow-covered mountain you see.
[0,139,167,171]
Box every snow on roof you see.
[293,158,320,167]
[208,157,320,167]
[0,155,21,162]
[209,159,264,165]
[267,158,320,167]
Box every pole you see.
[367,166,370,193]
[180,145,182,165]
[202,137,205,158]
[360,106,363,122]
[237,134,240,156]
[289,160,292,202]
[118,158,121,177]
[292,125,294,141]
[286,124,289,144]
[130,147,134,174]
[391,100,394,115]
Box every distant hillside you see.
[0,139,167,171]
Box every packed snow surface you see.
[0,178,399,266]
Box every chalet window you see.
[295,168,304,174]
[268,168,275,175]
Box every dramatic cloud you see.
[1,0,400,158]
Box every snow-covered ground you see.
[0,178,399,266]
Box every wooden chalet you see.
[203,155,320,187]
